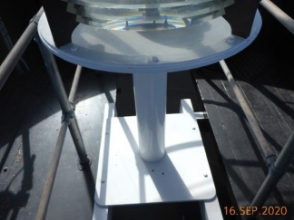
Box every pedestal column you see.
[133,72,167,162]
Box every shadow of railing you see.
[0,130,35,220]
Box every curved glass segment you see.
[63,0,234,31]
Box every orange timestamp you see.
[224,206,288,216]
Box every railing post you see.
[260,0,294,35]
[250,130,294,211]
[0,7,43,90]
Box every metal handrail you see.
[251,130,294,210]
[219,60,276,165]
[249,0,294,212]
[220,58,294,213]
[34,34,89,219]
[260,0,294,35]
[0,7,44,91]
[0,16,29,74]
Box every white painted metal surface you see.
[92,204,111,220]
[96,100,216,206]
[37,11,262,74]
[200,196,223,220]
[133,72,167,162]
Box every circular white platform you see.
[38,11,262,74]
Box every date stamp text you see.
[224,206,287,216]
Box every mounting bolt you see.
[151,56,159,62]
[71,45,78,52]
[203,112,208,119]
[204,174,208,178]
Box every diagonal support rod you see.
[35,117,69,220]
[219,60,294,213]
[0,7,43,90]
[34,51,88,219]
[35,34,89,166]
[219,59,273,206]
[219,60,276,165]
[260,0,294,36]
[36,64,85,219]
[250,130,294,210]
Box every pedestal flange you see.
[95,100,216,206]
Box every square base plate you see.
[95,102,216,206]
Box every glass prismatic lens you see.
[63,0,234,30]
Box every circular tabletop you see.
[38,11,262,74]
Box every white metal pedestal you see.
[97,99,214,205]
[133,73,167,162]
[94,100,222,219]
